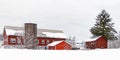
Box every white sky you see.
[0,0,120,41]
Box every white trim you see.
[10,38,16,43]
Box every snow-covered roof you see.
[6,29,24,36]
[47,41,64,46]
[42,32,67,38]
[85,36,102,42]
[4,26,67,38]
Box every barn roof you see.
[4,26,67,38]
[85,36,102,42]
[47,40,64,46]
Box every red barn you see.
[3,26,68,50]
[85,36,107,49]
[47,40,71,50]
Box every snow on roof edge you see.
[85,36,102,42]
[42,32,67,38]
[47,40,64,46]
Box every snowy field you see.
[0,48,120,60]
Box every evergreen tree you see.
[90,10,117,40]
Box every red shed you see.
[47,41,72,50]
[85,36,107,49]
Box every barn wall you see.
[55,41,71,50]
[86,36,107,49]
[48,46,55,50]
[86,41,96,49]
[7,35,24,45]
[37,37,66,46]
[95,37,107,48]
[7,36,66,45]
[8,35,17,45]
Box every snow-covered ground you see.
[0,48,120,60]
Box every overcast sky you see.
[0,0,120,41]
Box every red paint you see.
[37,37,66,46]
[3,28,7,45]
[49,46,55,50]
[5,35,66,46]
[8,35,17,45]
[7,35,24,45]
[48,41,72,50]
[86,36,107,49]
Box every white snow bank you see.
[42,32,67,38]
[0,49,120,60]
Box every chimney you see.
[24,23,37,49]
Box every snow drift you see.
[0,48,120,60]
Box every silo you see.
[24,23,37,49]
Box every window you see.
[45,47,47,50]
[46,40,49,44]
[10,38,16,43]
[42,40,44,44]
[91,42,96,46]
[35,39,39,45]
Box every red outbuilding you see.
[85,36,107,49]
[47,40,72,50]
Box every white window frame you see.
[42,40,45,44]
[35,39,39,45]
[46,40,49,44]
[10,38,16,43]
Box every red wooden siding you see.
[4,35,66,46]
[95,36,107,48]
[48,41,72,50]
[37,37,66,46]
[86,36,107,49]
[7,35,24,45]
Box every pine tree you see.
[90,10,117,40]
